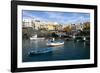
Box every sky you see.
[22,10,90,24]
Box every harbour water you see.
[22,39,90,62]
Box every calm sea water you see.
[22,39,90,62]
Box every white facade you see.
[22,19,33,27]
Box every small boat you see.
[47,41,64,46]
[28,47,53,55]
[30,37,45,40]
[46,38,64,46]
[30,34,44,40]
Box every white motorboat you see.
[46,38,64,46]
[47,42,64,46]
[30,34,44,40]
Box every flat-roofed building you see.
[22,19,33,27]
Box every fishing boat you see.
[30,34,44,40]
[28,47,53,55]
[46,38,64,46]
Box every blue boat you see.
[28,47,53,55]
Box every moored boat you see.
[47,42,64,46]
[30,34,44,40]
[30,37,45,40]
[46,38,64,46]
[28,47,53,55]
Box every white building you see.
[22,18,65,31]
[22,18,33,27]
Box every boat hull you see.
[28,47,53,55]
[30,38,45,40]
[46,42,64,46]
